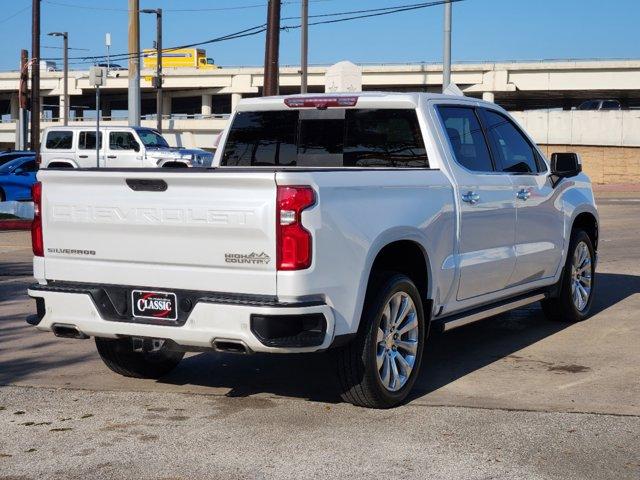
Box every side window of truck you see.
[45,131,73,150]
[480,109,541,174]
[437,106,494,172]
[78,131,102,150]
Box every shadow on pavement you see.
[2,272,638,404]
[0,261,32,278]
[159,272,639,403]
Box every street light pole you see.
[30,0,41,152]
[300,0,308,94]
[442,0,452,92]
[48,32,68,125]
[142,8,163,133]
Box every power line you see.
[0,4,31,26]
[43,45,90,51]
[42,0,336,13]
[43,0,466,64]
[292,0,466,27]
[283,0,459,20]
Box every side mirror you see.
[551,152,582,179]
[132,141,140,153]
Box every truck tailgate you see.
[39,169,277,295]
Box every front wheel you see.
[541,229,596,322]
[95,337,184,379]
[336,273,426,408]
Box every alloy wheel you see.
[571,240,592,311]
[376,292,420,392]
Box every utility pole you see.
[142,8,163,133]
[30,0,41,152]
[18,50,29,150]
[128,0,141,125]
[300,0,308,94]
[263,0,281,96]
[48,32,68,125]
[442,0,452,93]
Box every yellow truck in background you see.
[143,48,217,70]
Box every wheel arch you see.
[158,160,189,168]
[45,160,77,169]
[358,231,434,327]
[572,211,599,251]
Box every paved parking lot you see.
[0,197,639,479]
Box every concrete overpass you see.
[0,59,639,183]
[1,58,639,120]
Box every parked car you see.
[0,156,38,202]
[96,63,126,71]
[27,93,598,408]
[577,99,622,110]
[0,150,35,168]
[40,126,213,168]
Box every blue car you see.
[0,156,38,202]
[0,150,35,167]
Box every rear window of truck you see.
[221,109,429,168]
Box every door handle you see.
[107,155,117,159]
[461,191,480,205]
[78,155,88,159]
[517,188,531,201]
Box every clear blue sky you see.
[0,0,638,71]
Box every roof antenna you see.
[444,83,465,97]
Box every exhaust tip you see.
[212,339,249,354]
[52,324,89,340]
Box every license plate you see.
[131,290,178,321]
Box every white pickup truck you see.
[27,93,598,408]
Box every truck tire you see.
[95,337,184,379]
[336,272,426,408]
[541,229,595,323]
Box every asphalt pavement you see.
[0,197,638,479]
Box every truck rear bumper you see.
[27,283,335,354]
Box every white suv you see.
[40,126,213,169]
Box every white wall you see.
[511,110,640,147]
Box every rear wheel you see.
[336,272,426,408]
[541,229,595,322]
[95,337,184,379]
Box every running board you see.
[434,292,547,332]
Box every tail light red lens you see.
[31,182,43,257]
[276,186,315,271]
[284,96,358,109]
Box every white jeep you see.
[40,126,212,169]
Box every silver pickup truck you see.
[27,93,598,408]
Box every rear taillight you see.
[31,182,43,257]
[276,186,315,271]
